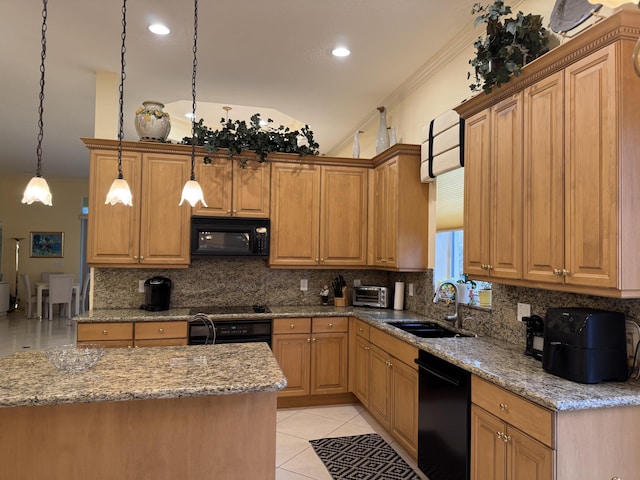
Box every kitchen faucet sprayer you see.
[433,281,461,329]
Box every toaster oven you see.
[353,286,389,308]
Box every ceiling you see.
[1,0,475,179]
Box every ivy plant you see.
[182,114,320,167]
[468,0,549,94]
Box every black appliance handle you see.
[415,358,461,387]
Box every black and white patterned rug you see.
[309,433,422,480]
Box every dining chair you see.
[20,274,39,319]
[77,273,91,314]
[41,271,63,284]
[46,274,75,320]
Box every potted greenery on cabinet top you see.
[468,0,549,94]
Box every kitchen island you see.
[0,343,286,480]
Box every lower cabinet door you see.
[391,358,418,458]
[310,332,348,395]
[369,344,392,430]
[472,405,507,480]
[508,426,553,480]
[354,336,371,408]
[273,333,311,396]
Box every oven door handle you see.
[415,359,461,387]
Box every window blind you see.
[435,167,464,231]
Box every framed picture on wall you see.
[30,232,64,258]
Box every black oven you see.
[190,217,270,257]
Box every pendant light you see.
[179,0,207,207]
[105,0,133,206]
[22,0,53,206]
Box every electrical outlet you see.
[408,283,414,296]
[300,279,308,292]
[138,280,145,293]
[353,279,361,287]
[517,303,531,322]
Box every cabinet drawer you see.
[273,317,311,334]
[370,326,418,370]
[135,338,188,347]
[472,375,554,448]
[312,316,348,333]
[77,322,133,342]
[135,321,187,340]
[354,319,370,339]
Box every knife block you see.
[334,287,349,307]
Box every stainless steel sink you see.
[388,321,473,338]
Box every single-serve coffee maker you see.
[141,276,171,311]
[542,307,627,384]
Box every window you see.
[434,230,464,285]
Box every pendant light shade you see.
[22,0,53,206]
[22,177,53,206]
[105,0,133,206]
[180,0,207,208]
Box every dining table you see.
[35,282,80,319]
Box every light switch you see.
[139,280,145,293]
[300,279,308,291]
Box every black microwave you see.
[191,217,270,257]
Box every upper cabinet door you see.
[232,160,271,218]
[464,110,492,278]
[192,157,233,217]
[269,162,321,266]
[87,149,142,265]
[139,153,191,265]
[319,166,368,266]
[564,45,618,288]
[490,93,523,280]
[523,72,565,284]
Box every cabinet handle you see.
[227,210,231,213]
[233,210,237,213]
[499,403,508,411]
[315,258,319,262]
[358,328,363,333]
[611,477,622,480]
[290,324,295,329]
[307,338,311,343]
[553,269,561,276]
[133,256,138,260]
[159,328,164,334]
[328,323,333,328]
[102,330,108,335]
[140,256,144,260]
[562,269,569,276]
[487,264,493,270]
[365,346,370,351]
[312,338,317,342]
[320,258,324,262]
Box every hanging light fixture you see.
[105,0,133,206]
[179,0,207,207]
[22,0,53,206]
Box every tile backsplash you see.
[94,261,640,347]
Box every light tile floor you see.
[0,309,428,480]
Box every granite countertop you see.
[0,343,286,408]
[76,306,640,412]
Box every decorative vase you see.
[389,126,397,146]
[135,100,171,142]
[375,106,389,154]
[352,130,362,158]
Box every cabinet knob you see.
[233,210,237,213]
[290,324,295,329]
[481,264,487,270]
[365,346,370,351]
[133,256,138,260]
[312,338,317,342]
[102,330,108,335]
[140,256,144,260]
[320,258,324,262]
[553,269,561,276]
[315,258,319,262]
[307,338,311,342]
[328,323,333,328]
[159,328,164,334]
[358,327,363,332]
[487,264,493,270]
[611,477,622,480]
[499,403,508,411]
[227,210,231,213]
[562,269,569,276]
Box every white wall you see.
[0,174,89,298]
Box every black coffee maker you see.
[141,276,171,311]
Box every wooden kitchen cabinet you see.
[456,10,640,297]
[471,376,554,480]
[463,93,523,281]
[134,321,188,347]
[269,162,368,267]
[77,322,134,348]
[84,139,191,268]
[369,144,429,271]
[272,317,348,397]
[192,157,270,218]
[352,321,372,409]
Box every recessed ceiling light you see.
[332,47,350,57]
[149,24,170,35]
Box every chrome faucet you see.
[433,281,461,329]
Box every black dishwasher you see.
[415,350,470,480]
